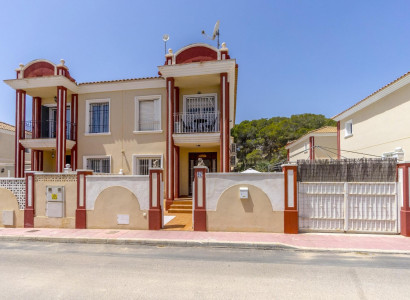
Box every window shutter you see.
[139,100,155,130]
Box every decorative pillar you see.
[397,163,410,237]
[165,77,175,210]
[71,94,78,170]
[56,86,67,173]
[173,87,180,199]
[15,90,26,178]
[282,164,298,234]
[76,170,92,229]
[193,166,207,231]
[31,97,42,171]
[220,42,230,60]
[24,171,35,228]
[337,121,341,159]
[220,73,230,172]
[149,168,163,230]
[309,136,315,160]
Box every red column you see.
[282,164,298,234]
[287,149,290,161]
[76,170,92,229]
[193,166,207,231]
[24,172,35,228]
[71,94,78,170]
[149,168,163,230]
[220,73,230,172]
[174,146,179,199]
[165,78,175,210]
[397,163,410,237]
[15,90,26,178]
[56,86,67,172]
[337,121,341,159]
[31,97,42,171]
[309,136,315,160]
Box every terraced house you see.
[4,43,238,209]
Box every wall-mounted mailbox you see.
[2,210,14,226]
[239,187,249,199]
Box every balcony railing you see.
[173,112,220,134]
[22,120,76,140]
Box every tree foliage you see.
[231,114,336,172]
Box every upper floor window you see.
[184,94,217,114]
[85,99,110,134]
[345,120,353,137]
[135,95,161,132]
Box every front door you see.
[188,152,217,195]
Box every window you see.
[84,156,111,173]
[185,95,216,114]
[304,142,309,153]
[133,155,163,175]
[135,96,161,132]
[85,99,110,134]
[345,120,353,137]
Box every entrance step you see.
[168,199,192,214]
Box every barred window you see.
[134,156,162,175]
[89,102,109,133]
[86,157,110,173]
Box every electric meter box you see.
[46,186,65,218]
[239,187,249,199]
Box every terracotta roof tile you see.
[0,122,15,132]
[78,76,163,85]
[333,71,410,120]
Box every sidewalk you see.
[0,227,409,254]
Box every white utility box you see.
[46,186,65,218]
[2,210,14,226]
[239,187,249,199]
[117,214,130,225]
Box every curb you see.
[1,235,409,255]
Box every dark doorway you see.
[188,152,217,195]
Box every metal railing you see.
[173,112,220,134]
[22,120,76,140]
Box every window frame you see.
[83,155,111,173]
[345,119,353,138]
[134,95,162,133]
[182,93,218,114]
[85,98,111,135]
[132,154,163,175]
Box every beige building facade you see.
[333,72,410,160]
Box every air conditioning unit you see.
[230,143,237,153]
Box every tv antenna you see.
[201,20,220,48]
[162,34,170,55]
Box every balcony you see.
[173,112,221,146]
[19,120,76,150]
[174,112,220,134]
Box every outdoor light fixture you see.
[54,96,57,103]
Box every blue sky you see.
[0,0,409,125]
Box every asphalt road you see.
[0,241,409,299]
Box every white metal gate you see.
[298,182,399,233]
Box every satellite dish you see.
[162,34,169,42]
[212,20,220,40]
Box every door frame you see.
[188,152,217,195]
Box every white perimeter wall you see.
[206,173,285,211]
[86,175,150,210]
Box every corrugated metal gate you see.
[298,182,399,233]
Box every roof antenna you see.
[201,20,220,48]
[162,34,170,55]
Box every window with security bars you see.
[134,157,162,175]
[89,102,109,133]
[86,157,110,173]
[186,96,216,114]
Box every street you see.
[0,241,409,299]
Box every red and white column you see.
[56,86,67,173]
[193,166,207,231]
[397,163,410,237]
[309,136,315,160]
[174,87,180,199]
[15,90,26,178]
[71,94,78,170]
[76,170,92,229]
[31,97,42,171]
[24,171,35,228]
[220,73,230,173]
[282,164,298,234]
[149,168,163,230]
[166,77,175,210]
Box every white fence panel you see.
[299,182,398,234]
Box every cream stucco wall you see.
[339,83,410,159]
[207,184,284,233]
[0,188,24,227]
[288,135,337,162]
[77,87,166,175]
[33,176,77,228]
[288,140,310,162]
[87,186,148,230]
[179,146,220,196]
